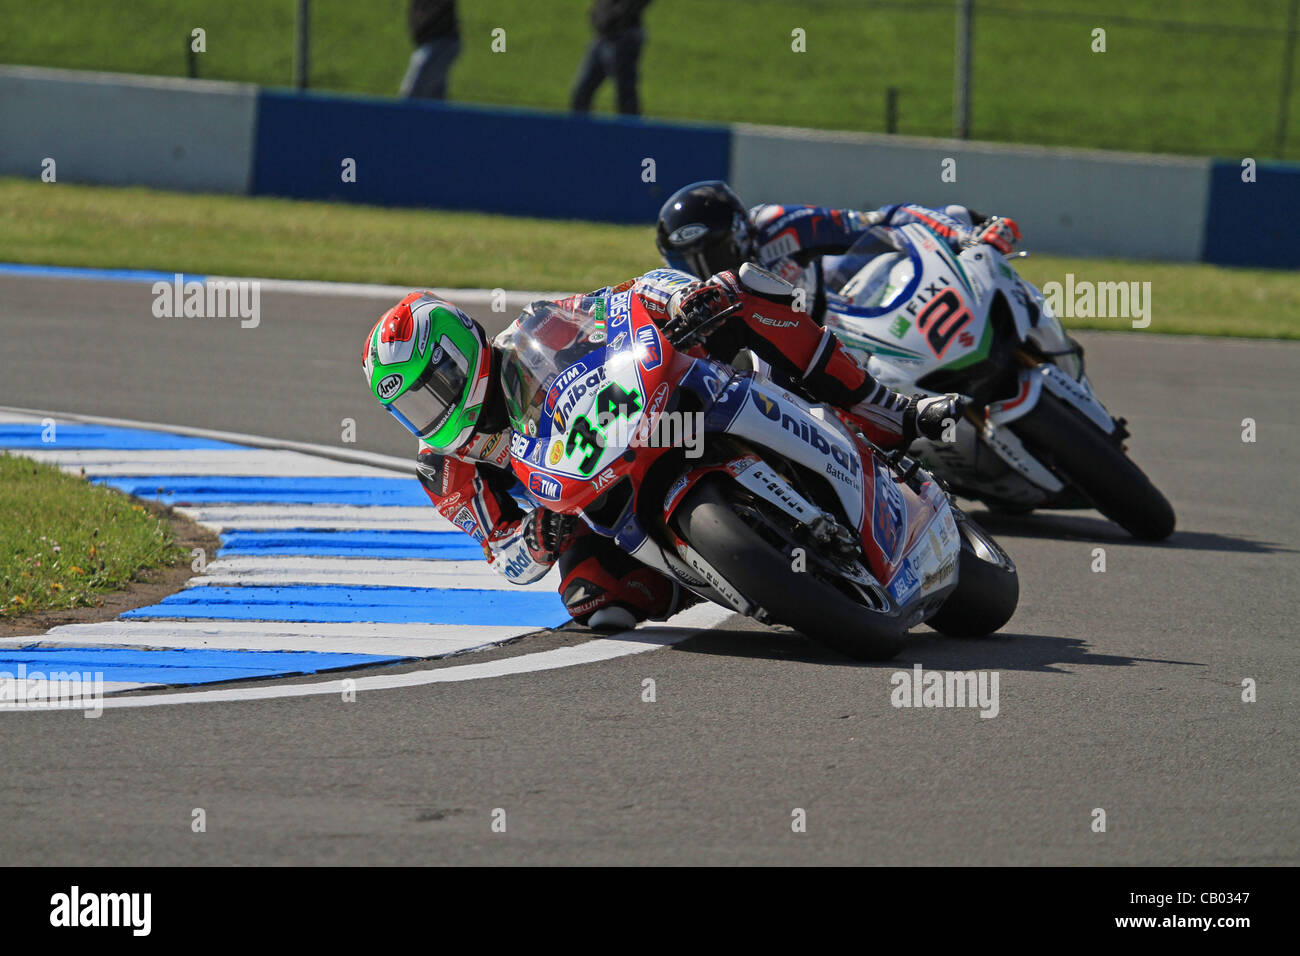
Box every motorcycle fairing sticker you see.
[509,431,534,462]
[607,290,633,336]
[614,512,649,551]
[635,324,663,371]
[871,462,905,563]
[527,471,563,501]
[703,375,751,432]
[888,554,921,603]
[546,354,605,417]
[909,282,976,361]
[552,361,650,480]
[736,384,866,529]
[677,356,730,407]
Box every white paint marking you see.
[206,276,565,304]
[17,448,404,478]
[10,604,732,710]
[188,556,556,590]
[1,620,538,657]
[0,408,417,474]
[175,504,454,532]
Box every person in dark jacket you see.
[570,0,653,116]
[400,0,460,100]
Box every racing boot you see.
[559,526,690,629]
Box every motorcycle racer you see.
[655,180,1021,321]
[362,265,963,629]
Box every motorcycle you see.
[498,265,1019,661]
[821,223,1176,541]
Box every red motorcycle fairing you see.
[504,289,958,611]
[508,292,694,522]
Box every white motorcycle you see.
[821,223,1175,540]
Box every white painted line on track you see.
[188,557,556,590]
[175,505,454,531]
[1,620,540,658]
[0,405,418,473]
[206,275,564,305]
[75,603,734,710]
[0,265,565,306]
[18,448,405,478]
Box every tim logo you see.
[636,325,662,370]
[544,361,588,413]
[529,473,562,500]
[751,391,781,421]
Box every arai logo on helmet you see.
[669,223,709,246]
[377,373,403,400]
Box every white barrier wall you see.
[731,124,1212,262]
[0,66,257,194]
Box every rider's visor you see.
[386,337,469,440]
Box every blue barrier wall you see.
[250,90,730,223]
[4,67,1297,268]
[1201,160,1300,269]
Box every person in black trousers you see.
[400,0,460,100]
[570,0,653,116]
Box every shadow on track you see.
[966,508,1293,554]
[671,626,1204,674]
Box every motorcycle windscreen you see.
[824,226,916,311]
[500,298,607,437]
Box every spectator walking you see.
[399,0,460,100]
[570,0,653,116]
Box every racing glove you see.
[969,216,1022,254]
[903,394,967,445]
[660,277,744,348]
[522,509,579,565]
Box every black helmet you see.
[655,180,756,278]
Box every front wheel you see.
[674,478,906,661]
[926,515,1019,637]
[1013,391,1176,541]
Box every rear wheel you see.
[674,478,905,661]
[926,516,1019,637]
[1013,391,1175,540]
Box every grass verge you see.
[1,178,1296,339]
[0,452,188,618]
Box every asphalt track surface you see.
[0,273,1296,865]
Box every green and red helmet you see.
[363,292,491,453]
